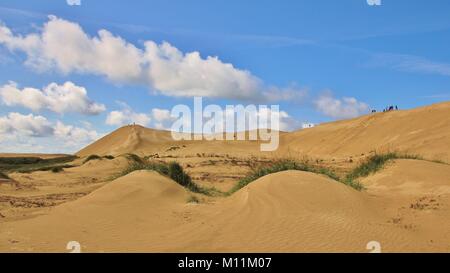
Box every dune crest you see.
[281,101,450,162]
[76,125,174,157]
[76,102,450,163]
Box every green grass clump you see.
[83,154,102,164]
[0,157,43,165]
[0,155,77,174]
[51,166,64,173]
[166,162,205,193]
[113,156,209,195]
[229,159,345,194]
[343,152,425,191]
[17,164,75,173]
[346,152,422,181]
[346,153,397,181]
[82,154,115,164]
[118,161,169,177]
[125,153,144,164]
[168,162,192,187]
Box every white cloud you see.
[106,105,299,132]
[0,112,53,137]
[67,0,81,6]
[315,92,369,119]
[0,16,305,102]
[54,121,100,148]
[106,105,151,127]
[0,112,101,153]
[151,108,171,122]
[150,108,175,130]
[0,81,105,115]
[233,107,300,132]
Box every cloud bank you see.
[0,81,105,115]
[106,106,300,132]
[0,112,101,152]
[0,16,304,102]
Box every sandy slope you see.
[76,125,175,157]
[76,125,269,159]
[76,102,450,163]
[281,101,450,162]
[0,157,130,223]
[0,171,190,252]
[360,159,450,251]
[362,159,450,196]
[2,169,450,252]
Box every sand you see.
[2,169,450,252]
[1,101,450,252]
[281,101,450,163]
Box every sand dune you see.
[165,170,445,252]
[76,125,267,159]
[362,159,450,196]
[281,101,450,162]
[359,159,450,251]
[2,102,450,252]
[76,102,450,164]
[76,125,175,157]
[3,169,449,252]
[0,171,190,252]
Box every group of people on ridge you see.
[371,105,399,113]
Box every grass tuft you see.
[82,154,115,164]
[125,153,144,164]
[229,159,347,194]
[51,166,64,173]
[0,155,77,174]
[83,154,102,164]
[343,152,425,190]
[113,155,210,195]
[347,152,423,179]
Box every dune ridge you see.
[281,101,450,162]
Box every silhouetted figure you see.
[395,105,398,110]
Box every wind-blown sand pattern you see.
[1,102,450,252]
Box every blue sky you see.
[0,0,450,153]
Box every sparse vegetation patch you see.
[83,154,102,164]
[229,159,349,194]
[113,155,213,195]
[51,166,64,173]
[0,155,77,174]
